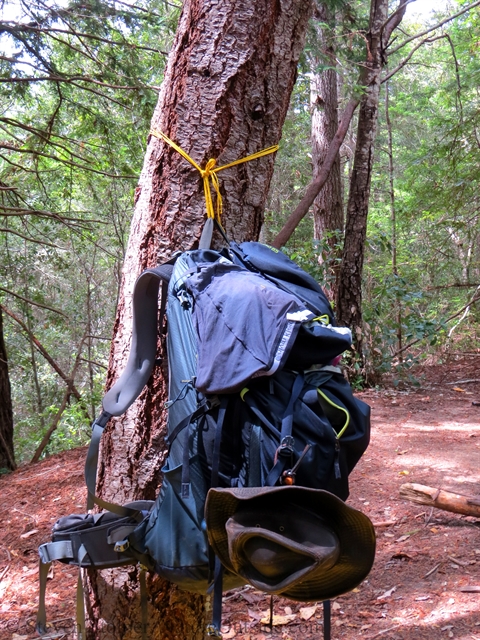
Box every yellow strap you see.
[317,389,350,439]
[240,387,249,402]
[150,129,278,225]
[312,315,330,326]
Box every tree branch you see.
[272,0,408,248]
[271,96,360,248]
[381,0,410,45]
[388,0,480,55]
[382,34,445,83]
[0,286,67,317]
[30,328,88,463]
[0,206,105,225]
[0,144,137,179]
[0,21,168,55]
[0,226,59,248]
[0,304,85,404]
[392,292,480,357]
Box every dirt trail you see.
[1,355,479,639]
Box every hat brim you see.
[205,486,376,602]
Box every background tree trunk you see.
[87,0,312,638]
[0,308,15,471]
[336,0,407,359]
[310,3,343,302]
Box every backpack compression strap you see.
[85,263,174,514]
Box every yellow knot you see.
[150,128,278,225]
[202,158,217,176]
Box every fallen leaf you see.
[332,602,341,611]
[20,529,39,539]
[392,552,413,560]
[284,606,293,615]
[399,470,410,476]
[377,586,397,600]
[453,387,466,392]
[360,624,372,631]
[395,535,410,543]
[259,613,296,626]
[247,608,263,621]
[415,596,431,601]
[222,628,237,639]
[299,605,317,621]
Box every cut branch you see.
[400,483,480,518]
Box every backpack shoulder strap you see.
[103,262,174,416]
[85,260,175,514]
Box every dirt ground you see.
[1,353,479,640]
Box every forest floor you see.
[0,353,479,640]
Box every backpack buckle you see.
[278,435,295,456]
[206,624,223,638]
[114,539,130,553]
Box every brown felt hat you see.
[205,485,375,602]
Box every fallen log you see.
[400,483,480,517]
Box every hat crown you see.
[225,505,340,592]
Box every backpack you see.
[36,236,372,640]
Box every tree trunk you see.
[310,3,343,302]
[335,0,407,359]
[385,78,404,359]
[87,0,312,638]
[0,308,16,471]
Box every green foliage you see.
[267,2,480,386]
[363,3,480,381]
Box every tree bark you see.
[309,3,344,301]
[335,0,408,358]
[0,308,16,471]
[87,0,312,638]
